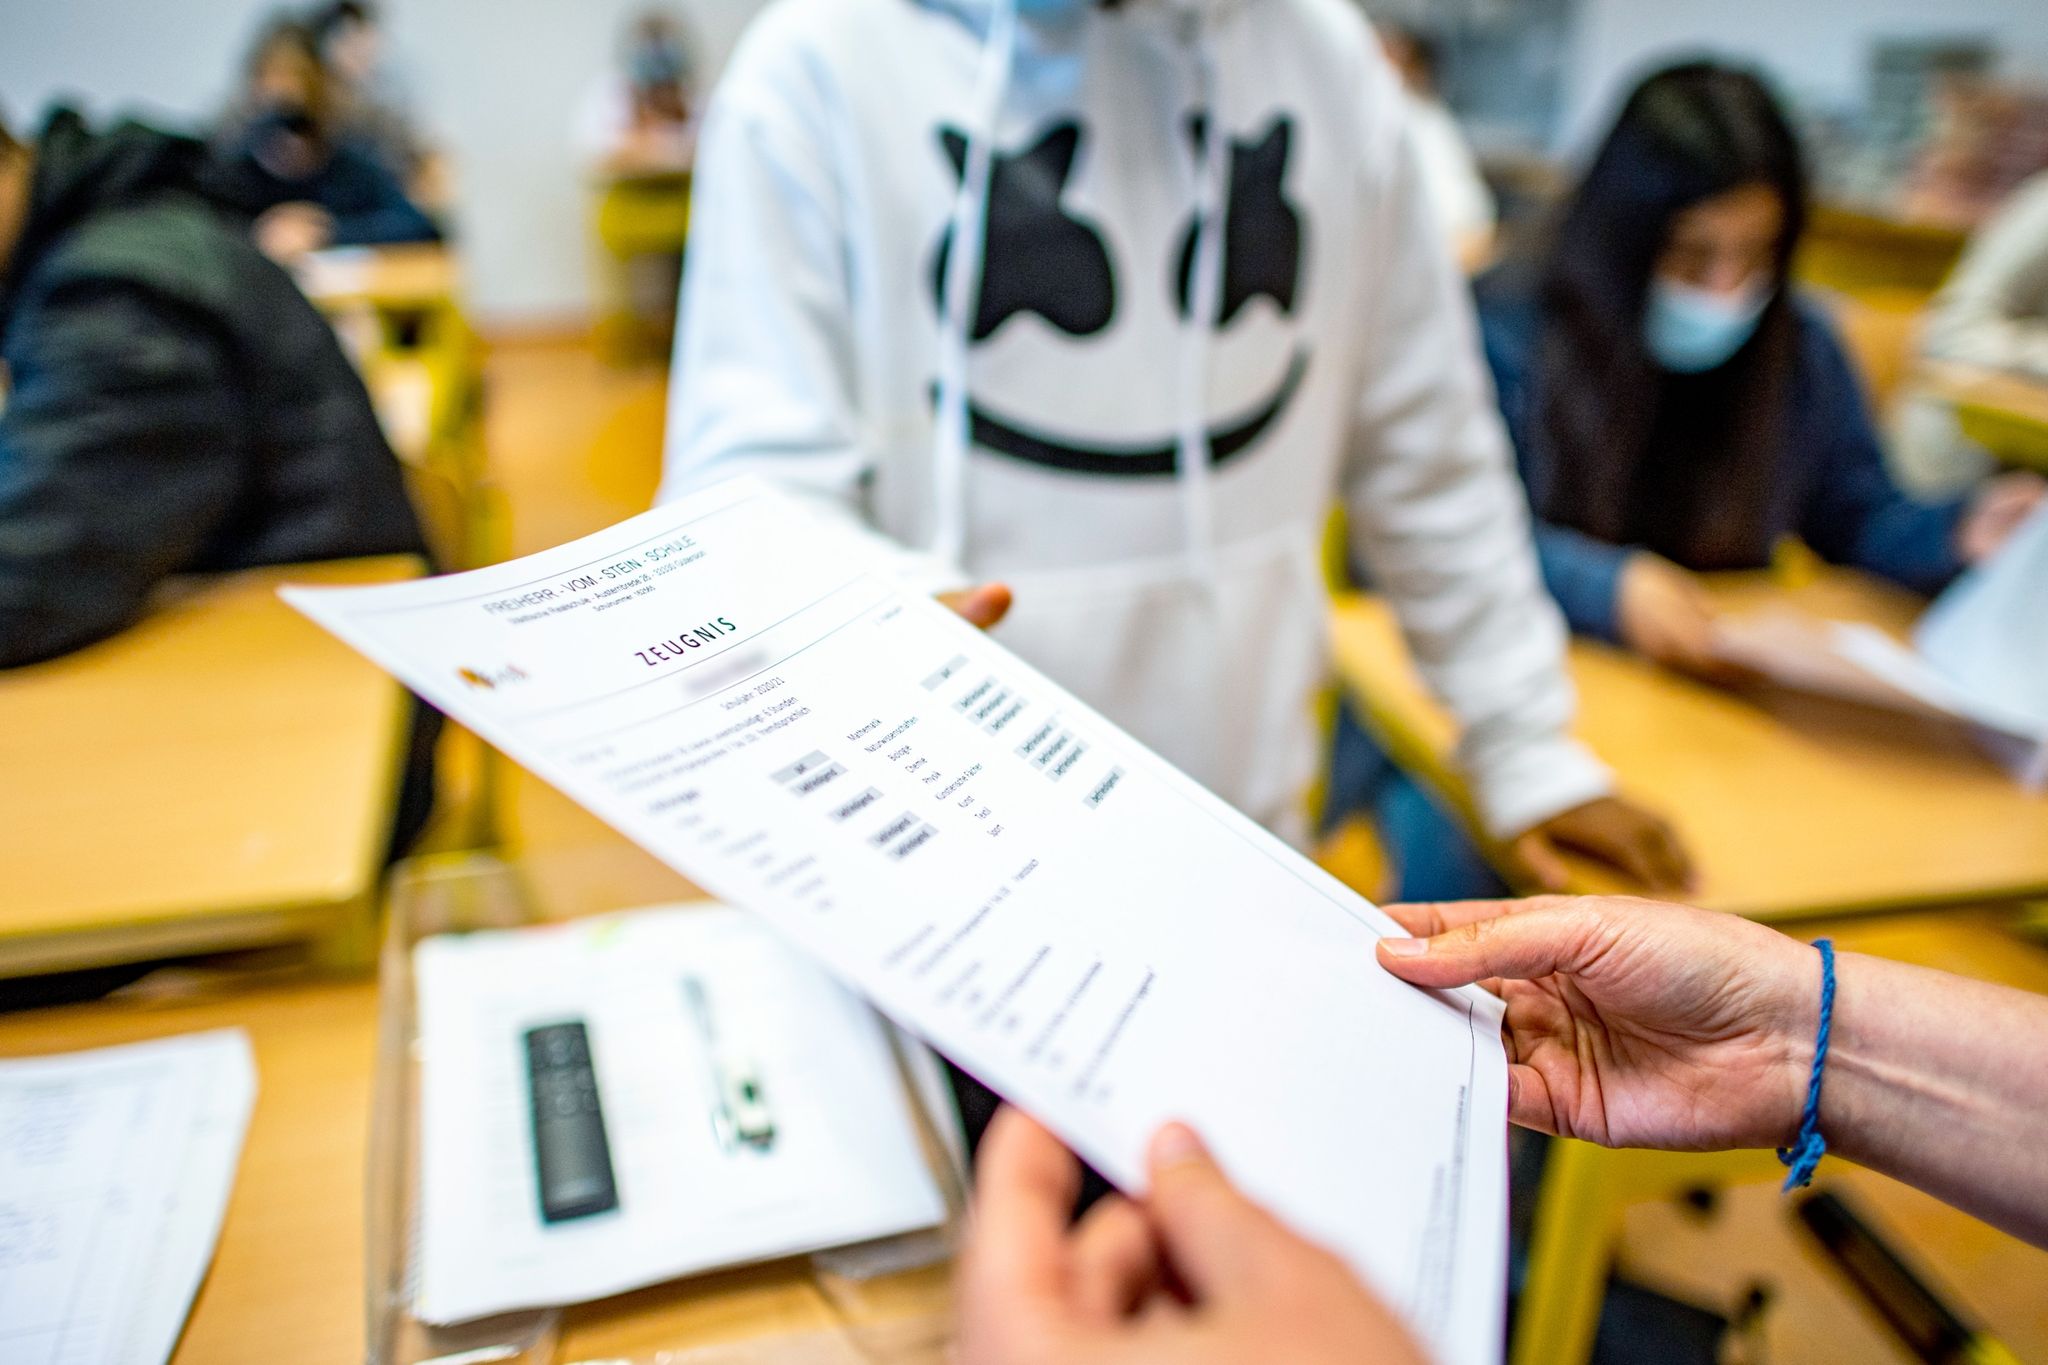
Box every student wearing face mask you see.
[1478,61,2042,683]
[575,10,700,175]
[310,1,426,186]
[1328,61,2045,902]
[208,17,441,263]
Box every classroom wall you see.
[12,0,2048,321]
[1559,0,2048,155]
[0,0,772,327]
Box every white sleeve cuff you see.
[1462,734,1613,842]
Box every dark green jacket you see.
[0,108,427,668]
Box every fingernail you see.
[1149,1122,1206,1169]
[1379,937,1428,957]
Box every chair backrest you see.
[400,460,468,572]
[1825,286,1929,411]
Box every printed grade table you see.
[543,578,1159,1097]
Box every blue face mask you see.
[1644,276,1771,373]
[629,41,686,90]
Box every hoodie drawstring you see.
[931,0,1020,572]
[1177,26,1226,591]
[937,0,1225,594]
[1177,14,1229,787]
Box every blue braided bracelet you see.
[1777,938,1836,1191]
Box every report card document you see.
[285,477,1507,1363]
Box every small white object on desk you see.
[0,1029,257,1365]
[412,903,947,1325]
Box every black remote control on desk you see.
[523,1021,619,1223]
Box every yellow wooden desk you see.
[0,843,949,1365]
[1918,359,2048,474]
[0,973,380,1364]
[1796,203,1968,296]
[292,246,481,477]
[0,557,419,975]
[1330,571,2048,921]
[293,244,460,313]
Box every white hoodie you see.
[662,0,1610,840]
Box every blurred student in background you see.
[209,17,441,263]
[576,9,700,176]
[1479,62,2042,680]
[1895,168,2048,495]
[0,102,435,836]
[310,0,439,200]
[1337,62,2045,900]
[1377,22,1496,274]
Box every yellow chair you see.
[591,172,692,363]
[305,250,501,851]
[1518,1138,2024,1365]
[1514,1142,1789,1365]
[1310,504,1395,899]
[398,435,510,853]
[1796,204,1967,297]
[1515,910,2048,1364]
[1822,285,1931,414]
[594,171,692,255]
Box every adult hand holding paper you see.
[283,477,1508,1364]
[958,1110,1433,1365]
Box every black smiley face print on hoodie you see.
[930,113,1309,476]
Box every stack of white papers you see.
[411,903,948,1324]
[1712,503,2048,788]
[285,476,1508,1365]
[0,1030,256,1365]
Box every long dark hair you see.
[1525,61,1807,568]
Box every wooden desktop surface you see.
[0,557,419,973]
[0,973,943,1365]
[1330,570,2048,921]
[294,244,460,311]
[0,843,948,1365]
[0,974,380,1363]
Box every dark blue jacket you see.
[1476,281,1965,642]
[205,137,441,248]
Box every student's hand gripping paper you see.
[1956,471,2048,565]
[1509,794,1694,895]
[1615,552,1757,686]
[253,201,335,261]
[1376,896,1814,1150]
[956,1108,1428,1365]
